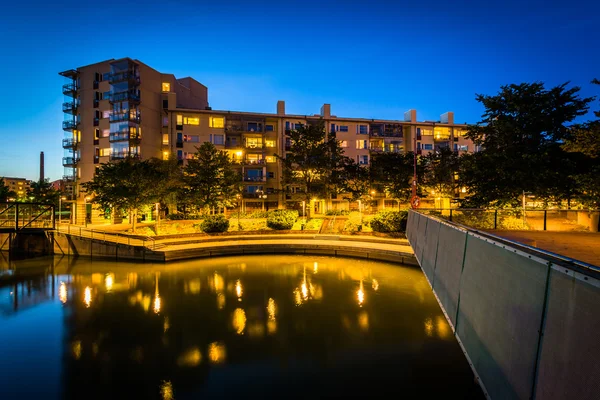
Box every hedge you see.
[370,210,408,233]
[200,214,230,233]
[266,210,298,230]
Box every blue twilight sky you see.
[0,0,598,181]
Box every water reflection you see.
[0,254,482,399]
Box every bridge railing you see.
[0,203,55,230]
[55,224,156,250]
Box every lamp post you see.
[84,196,91,227]
[59,196,66,226]
[236,194,241,230]
[302,200,306,223]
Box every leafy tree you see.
[83,159,160,230]
[340,159,371,202]
[370,152,425,203]
[462,82,594,207]
[183,142,241,212]
[148,157,184,215]
[0,178,16,202]
[422,148,460,199]
[27,179,61,205]
[277,121,350,216]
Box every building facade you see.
[2,177,31,200]
[61,58,474,219]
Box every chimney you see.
[441,112,454,124]
[277,100,285,115]
[320,104,331,119]
[40,151,44,183]
[404,109,417,122]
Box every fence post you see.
[543,210,547,231]
[494,209,498,229]
[449,209,453,222]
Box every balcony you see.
[109,131,141,142]
[109,113,141,123]
[62,120,79,131]
[110,153,140,161]
[107,71,140,85]
[244,176,266,182]
[62,175,75,182]
[434,135,451,141]
[62,157,80,167]
[244,142,264,150]
[242,159,266,165]
[62,101,79,114]
[109,91,141,104]
[62,138,79,149]
[62,82,78,97]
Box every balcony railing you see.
[109,113,141,123]
[242,159,265,165]
[244,176,266,182]
[62,101,79,114]
[62,120,79,131]
[62,83,78,96]
[62,157,80,167]
[110,153,141,161]
[109,131,141,142]
[434,136,451,141]
[62,175,75,182]
[244,142,264,149]
[107,71,140,85]
[109,91,141,104]
[62,138,79,149]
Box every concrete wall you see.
[407,210,600,400]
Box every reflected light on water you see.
[232,308,246,335]
[177,347,202,367]
[293,288,302,306]
[267,298,276,320]
[357,280,365,307]
[208,342,226,364]
[186,279,201,294]
[160,380,174,400]
[424,317,434,337]
[235,279,243,301]
[313,261,318,274]
[105,273,114,292]
[59,282,67,304]
[72,341,81,360]
[84,286,92,308]
[217,293,226,310]
[436,316,451,339]
[164,317,170,333]
[358,311,369,332]
[154,295,161,314]
[213,273,224,292]
[372,279,379,291]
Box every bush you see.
[229,210,269,219]
[166,213,203,220]
[325,209,350,216]
[370,210,408,233]
[266,210,298,230]
[344,219,362,233]
[200,215,230,233]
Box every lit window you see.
[265,140,276,148]
[339,140,348,148]
[265,156,276,163]
[184,135,199,143]
[162,134,169,145]
[210,117,224,128]
[162,82,171,92]
[99,148,112,157]
[184,117,200,125]
[102,129,110,137]
[356,140,368,149]
[162,151,170,160]
[176,115,183,125]
[421,129,433,136]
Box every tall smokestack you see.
[40,151,44,183]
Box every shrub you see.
[166,213,203,220]
[370,210,408,233]
[200,215,230,233]
[266,210,298,230]
[325,209,350,216]
[229,210,269,219]
[344,219,362,233]
[305,218,323,230]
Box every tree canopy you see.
[0,178,17,202]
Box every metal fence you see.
[55,225,156,250]
[418,208,600,232]
[0,203,55,230]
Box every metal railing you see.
[0,203,55,230]
[55,225,156,251]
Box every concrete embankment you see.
[407,210,600,400]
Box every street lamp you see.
[59,196,66,226]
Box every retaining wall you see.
[407,210,600,400]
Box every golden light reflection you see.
[213,272,224,292]
[235,279,243,301]
[372,279,379,291]
[357,280,365,307]
[154,296,162,314]
[232,308,246,335]
[217,293,226,310]
[208,342,226,364]
[160,381,174,400]
[142,295,151,312]
[267,320,277,335]
[105,273,114,292]
[424,317,434,337]
[436,316,451,339]
[313,261,318,274]
[293,288,302,306]
[186,279,201,294]
[301,281,308,300]
[177,347,202,367]
[84,286,92,308]
[92,343,99,357]
[267,298,276,320]
[59,282,67,304]
[164,317,170,333]
[358,311,369,331]
[72,341,82,360]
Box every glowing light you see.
[186,279,201,294]
[301,281,308,300]
[160,381,174,400]
[142,295,151,312]
[293,288,302,306]
[372,279,379,291]
[177,347,202,367]
[424,317,434,337]
[436,316,451,339]
[267,298,276,320]
[235,279,243,300]
[358,311,369,331]
[461,187,467,193]
[217,293,226,310]
[105,273,114,292]
[357,280,365,307]
[59,282,67,304]
[164,317,170,333]
[213,273,224,292]
[267,320,277,335]
[84,286,92,308]
[208,342,226,364]
[313,261,318,274]
[235,151,243,157]
[232,308,246,335]
[72,341,82,360]
[154,295,162,314]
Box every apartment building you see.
[2,177,31,200]
[61,58,473,219]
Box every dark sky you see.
[0,0,598,180]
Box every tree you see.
[422,148,460,199]
[277,121,350,216]
[183,142,241,212]
[148,157,184,215]
[0,178,16,202]
[462,82,594,207]
[370,152,424,203]
[27,179,61,205]
[340,159,371,202]
[83,159,160,230]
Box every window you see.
[434,127,450,140]
[177,150,183,160]
[455,129,465,137]
[265,156,276,163]
[184,135,199,143]
[459,145,468,151]
[356,140,368,149]
[213,134,224,145]
[247,122,261,132]
[176,115,183,126]
[267,172,275,178]
[162,117,169,127]
[103,110,111,119]
[340,125,349,132]
[246,138,262,148]
[102,129,110,137]
[162,151,170,160]
[210,117,224,128]
[99,148,111,157]
[285,121,290,130]
[184,117,200,125]
[94,129,100,139]
[265,124,274,131]
[421,129,433,136]
[359,155,369,165]
[163,99,168,109]
[162,82,171,92]
[423,144,433,150]
[330,124,336,133]
[359,125,368,134]
[339,140,348,148]
[294,123,303,130]
[265,140,276,148]
[162,134,169,145]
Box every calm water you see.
[0,254,482,399]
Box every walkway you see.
[490,230,600,267]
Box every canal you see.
[0,254,483,399]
